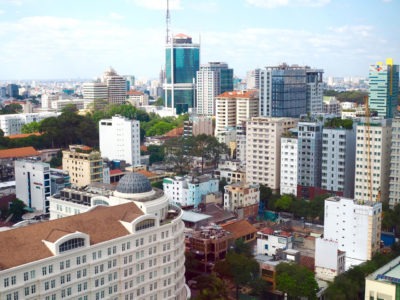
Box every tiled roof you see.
[8,132,42,139]
[164,127,183,137]
[217,90,258,99]
[127,90,144,96]
[0,146,39,159]
[0,203,143,270]
[136,169,158,178]
[221,219,257,240]
[110,169,124,175]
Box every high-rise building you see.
[354,118,391,202]
[215,90,258,136]
[297,119,323,198]
[246,117,297,192]
[99,115,141,166]
[62,145,103,187]
[82,82,108,108]
[183,114,213,137]
[323,196,382,269]
[0,199,187,300]
[280,133,298,196]
[246,68,261,90]
[102,67,126,105]
[368,58,399,118]
[6,84,19,98]
[196,62,233,116]
[259,64,323,118]
[322,121,356,198]
[389,117,400,207]
[15,160,51,213]
[164,34,200,114]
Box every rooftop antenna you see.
[166,0,171,44]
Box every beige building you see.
[224,182,259,219]
[246,117,297,191]
[354,118,392,202]
[102,67,126,105]
[127,90,149,107]
[62,145,103,187]
[365,256,400,300]
[215,90,258,135]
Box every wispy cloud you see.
[128,0,182,10]
[109,12,125,20]
[245,0,330,8]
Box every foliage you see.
[324,117,353,129]
[193,274,228,300]
[8,199,26,222]
[276,262,318,300]
[0,103,23,114]
[323,90,368,104]
[219,177,227,194]
[155,97,164,106]
[163,137,192,175]
[21,121,40,134]
[151,181,163,189]
[382,202,400,236]
[145,145,165,164]
[274,194,293,211]
[49,151,63,168]
[146,121,174,136]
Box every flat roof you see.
[182,211,211,223]
[368,256,400,284]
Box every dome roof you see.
[116,173,152,194]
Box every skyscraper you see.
[164,34,200,114]
[368,58,399,118]
[102,67,126,105]
[196,62,233,116]
[259,64,323,118]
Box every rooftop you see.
[0,203,143,270]
[221,219,257,240]
[8,132,42,139]
[368,256,400,284]
[0,146,39,159]
[182,211,212,223]
[217,90,258,99]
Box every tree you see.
[193,274,228,300]
[8,199,27,222]
[276,262,318,300]
[163,137,191,174]
[259,184,272,205]
[274,194,293,211]
[155,97,164,106]
[146,121,174,136]
[49,151,63,168]
[21,121,40,134]
[1,103,23,114]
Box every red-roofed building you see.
[0,146,40,182]
[256,227,294,256]
[127,90,149,106]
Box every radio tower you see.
[166,0,171,44]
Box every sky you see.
[0,0,399,80]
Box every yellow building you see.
[62,145,103,187]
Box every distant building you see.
[223,182,259,219]
[62,145,103,187]
[196,62,233,116]
[82,82,108,108]
[102,67,126,105]
[368,58,399,118]
[322,121,356,198]
[164,34,200,114]
[256,228,293,256]
[126,90,149,107]
[246,117,297,192]
[259,64,323,117]
[99,115,141,166]
[0,147,40,182]
[323,96,341,115]
[323,197,382,269]
[6,84,19,98]
[0,112,58,136]
[215,90,258,136]
[50,168,70,195]
[214,159,246,184]
[246,68,261,90]
[183,114,213,137]
[280,134,298,196]
[163,174,219,208]
[354,118,391,202]
[15,159,51,213]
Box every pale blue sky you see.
[0,0,399,80]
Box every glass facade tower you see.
[368,58,399,119]
[164,34,200,114]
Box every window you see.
[59,238,85,253]
[4,278,9,287]
[135,219,155,231]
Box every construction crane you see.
[364,95,373,202]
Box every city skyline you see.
[0,0,399,80]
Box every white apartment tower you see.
[389,117,400,207]
[280,135,298,196]
[323,197,382,269]
[322,123,356,198]
[82,82,108,108]
[246,117,297,191]
[354,118,391,202]
[196,62,233,116]
[215,90,258,136]
[99,115,141,166]
[15,160,51,213]
[102,67,127,105]
[0,201,187,300]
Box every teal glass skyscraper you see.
[164,34,200,114]
[368,58,399,118]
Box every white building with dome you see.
[0,173,188,300]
